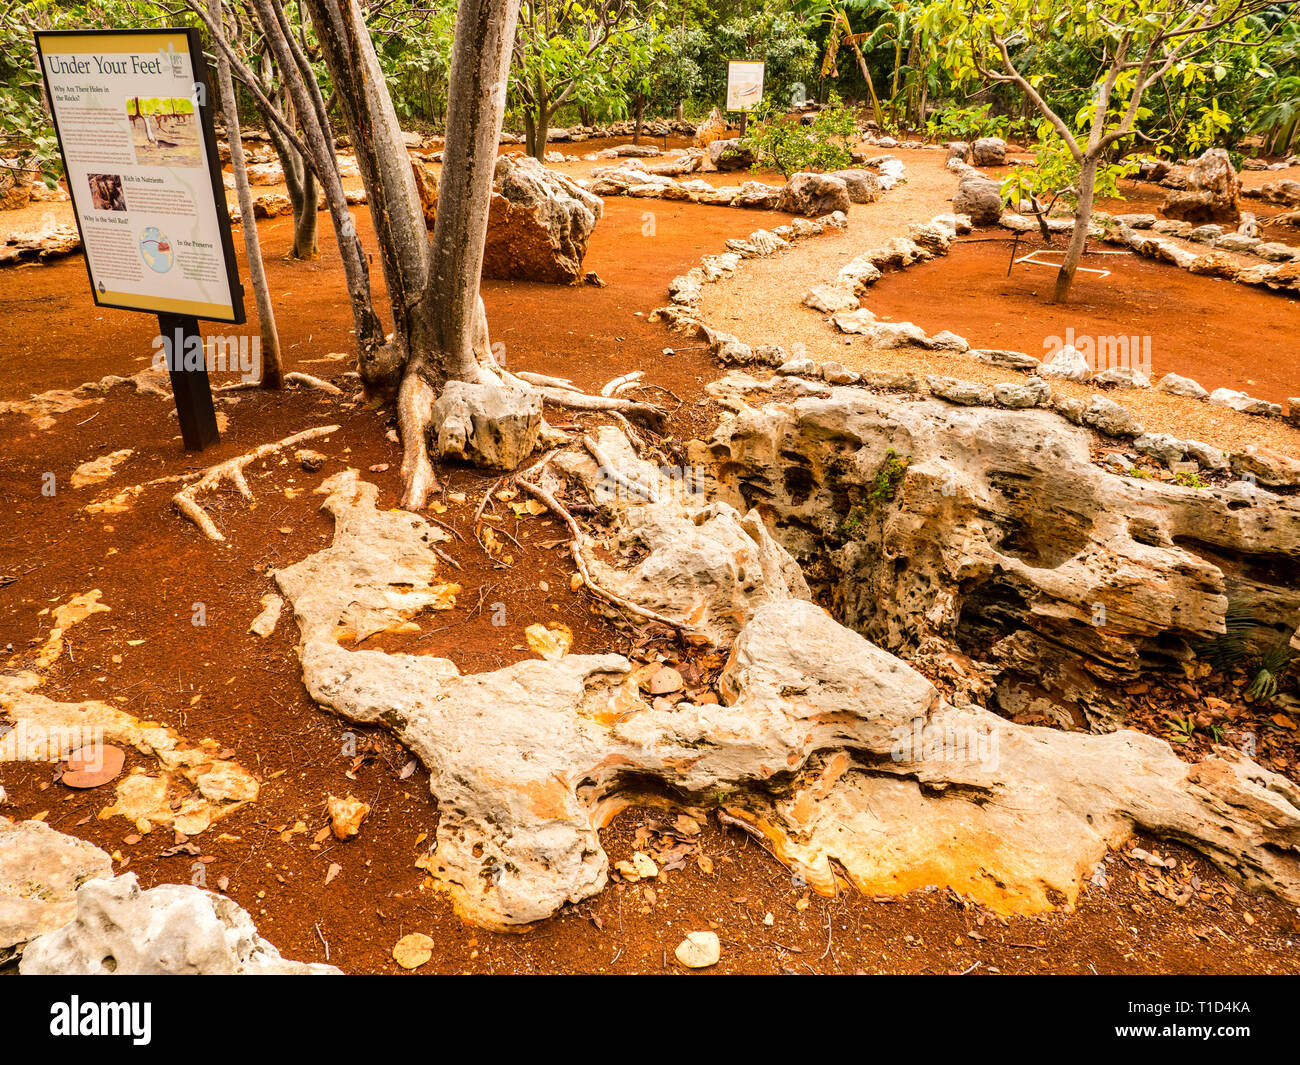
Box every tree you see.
[812,2,887,126]
[186,0,390,378]
[926,0,1284,303]
[511,0,645,158]
[210,0,282,388]
[697,10,818,112]
[739,92,857,176]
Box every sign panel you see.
[35,28,244,323]
[725,60,765,112]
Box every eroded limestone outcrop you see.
[272,444,1300,931]
[702,387,1300,729]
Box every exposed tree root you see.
[582,434,659,503]
[515,472,689,635]
[285,372,344,395]
[600,371,643,397]
[395,296,668,512]
[173,425,339,541]
[398,372,439,511]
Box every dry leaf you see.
[392,932,434,970]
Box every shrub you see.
[739,94,858,178]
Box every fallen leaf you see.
[392,932,434,970]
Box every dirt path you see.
[696,147,1300,459]
[2,149,1299,975]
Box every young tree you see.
[186,0,389,376]
[511,0,644,158]
[927,0,1281,303]
[244,0,659,507]
[210,0,283,388]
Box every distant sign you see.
[726,60,765,112]
[35,28,243,323]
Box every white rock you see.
[675,931,721,968]
[1040,345,1093,381]
[19,874,341,975]
[1156,372,1209,399]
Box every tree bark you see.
[1053,153,1098,304]
[292,166,319,259]
[188,0,384,375]
[211,0,282,388]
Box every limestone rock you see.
[19,874,340,975]
[1231,446,1300,488]
[733,181,781,210]
[706,390,1300,731]
[1184,439,1230,471]
[1208,388,1279,416]
[776,173,851,217]
[928,377,994,406]
[431,380,542,471]
[1162,148,1240,225]
[993,376,1051,409]
[269,435,1300,929]
[951,170,1003,225]
[694,108,729,147]
[971,137,1007,166]
[1092,366,1151,389]
[802,284,859,314]
[708,139,754,171]
[1133,433,1187,466]
[836,256,884,293]
[974,349,1041,372]
[1081,396,1142,438]
[1040,345,1093,382]
[0,817,113,964]
[481,155,603,284]
[826,169,883,204]
[1157,372,1209,400]
[675,931,720,968]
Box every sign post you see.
[35,27,245,451]
[726,59,765,136]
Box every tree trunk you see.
[846,34,885,129]
[211,0,282,389]
[267,117,319,261]
[633,97,645,142]
[292,166,319,259]
[1053,153,1098,305]
[194,0,387,377]
[523,109,538,158]
[255,0,390,385]
[531,98,550,160]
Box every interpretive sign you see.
[725,60,765,112]
[36,27,243,449]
